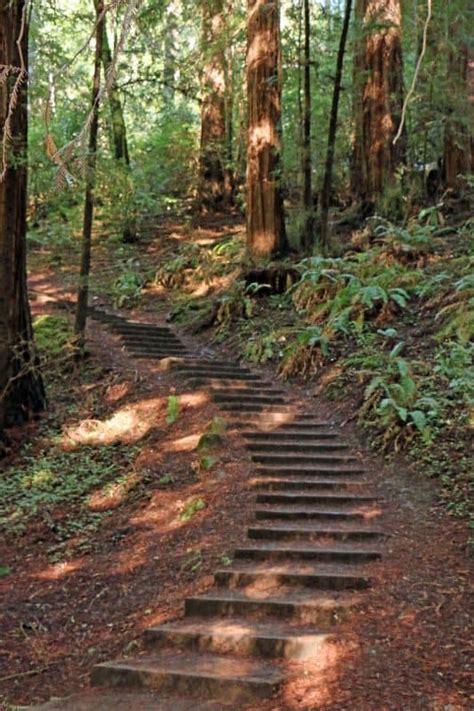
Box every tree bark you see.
[246,0,287,258]
[74,1,104,352]
[443,12,473,189]
[301,0,313,252]
[0,0,45,438]
[102,13,130,166]
[319,0,352,249]
[198,0,229,211]
[352,0,406,206]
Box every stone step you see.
[220,404,296,414]
[92,653,282,705]
[114,326,173,336]
[214,564,370,591]
[255,464,365,475]
[234,543,382,563]
[126,346,188,355]
[133,352,187,360]
[120,335,184,346]
[251,453,357,465]
[233,420,335,432]
[256,492,377,505]
[213,393,289,405]
[211,387,287,398]
[185,589,356,625]
[187,378,276,390]
[181,371,263,382]
[145,617,334,661]
[255,505,378,522]
[246,441,350,453]
[250,476,365,490]
[243,430,339,440]
[248,523,384,542]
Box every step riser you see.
[247,444,349,453]
[248,528,382,542]
[251,479,363,491]
[185,598,352,626]
[145,628,331,661]
[244,432,339,440]
[221,406,295,414]
[234,548,381,563]
[256,494,376,505]
[255,467,365,476]
[252,455,356,465]
[255,510,366,522]
[214,570,370,591]
[91,664,279,704]
[214,396,288,405]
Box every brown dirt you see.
[1,218,472,710]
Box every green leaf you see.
[0,565,11,577]
[390,342,405,359]
[410,410,427,431]
[166,395,180,425]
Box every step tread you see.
[215,561,371,577]
[235,543,381,556]
[93,652,282,685]
[188,588,357,608]
[32,690,221,710]
[147,617,332,641]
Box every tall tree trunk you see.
[198,0,228,211]
[0,0,45,438]
[319,0,352,249]
[443,12,473,189]
[163,5,177,106]
[74,1,104,352]
[301,0,313,252]
[101,13,130,166]
[246,0,287,258]
[352,0,406,207]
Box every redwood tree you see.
[352,0,406,207]
[0,0,45,438]
[198,0,229,210]
[246,0,287,257]
[443,10,473,189]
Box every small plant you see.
[179,497,206,522]
[113,259,148,308]
[166,394,180,424]
[158,473,174,486]
[358,344,439,450]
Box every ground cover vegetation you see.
[0,0,472,702]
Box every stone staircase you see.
[34,309,385,709]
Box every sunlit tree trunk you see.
[0,0,45,438]
[246,0,287,257]
[443,12,473,189]
[74,0,104,353]
[352,0,406,206]
[198,0,229,210]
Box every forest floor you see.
[0,213,472,709]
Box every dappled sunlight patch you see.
[281,639,358,709]
[34,559,83,581]
[63,396,166,446]
[88,471,143,511]
[178,390,211,409]
[168,433,201,452]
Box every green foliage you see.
[359,345,439,450]
[112,259,149,308]
[0,441,138,537]
[158,473,174,486]
[179,497,206,522]
[33,315,72,358]
[166,395,180,425]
